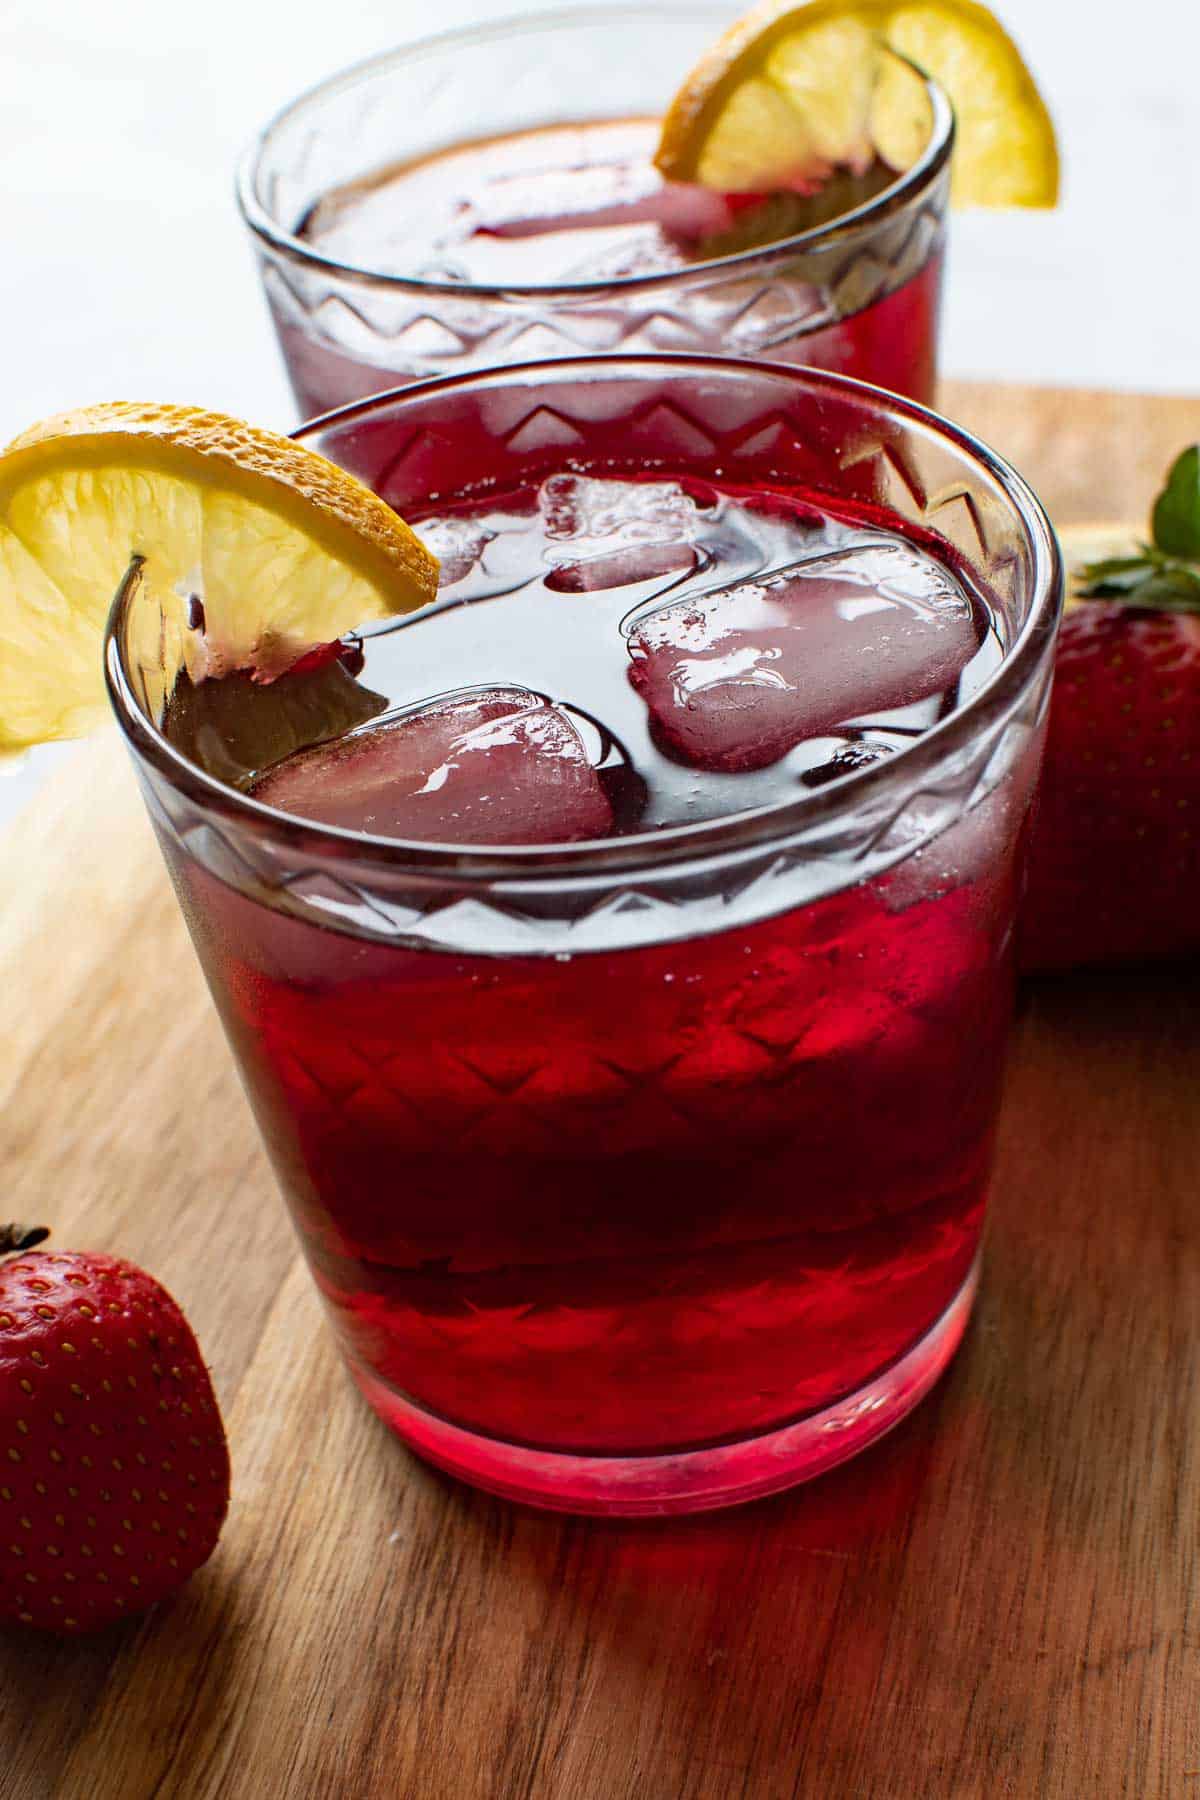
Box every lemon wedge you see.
[656,0,1059,208]
[0,402,439,754]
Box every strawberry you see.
[0,1226,230,1634]
[1021,447,1200,972]
[1021,602,1200,970]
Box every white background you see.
[3,0,1198,820]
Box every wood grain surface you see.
[2,383,1198,1800]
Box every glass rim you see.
[234,3,956,303]
[106,354,1062,887]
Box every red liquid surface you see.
[165,467,1020,1484]
[284,119,942,412]
[300,121,902,287]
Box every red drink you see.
[110,359,1059,1512]
[292,119,942,407]
[238,12,953,414]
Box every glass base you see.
[348,1256,979,1517]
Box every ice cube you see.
[539,478,709,598]
[560,231,694,283]
[415,515,496,590]
[252,687,613,845]
[560,705,649,833]
[540,474,708,549]
[544,542,698,593]
[471,164,734,243]
[411,501,541,601]
[800,740,897,788]
[626,543,981,773]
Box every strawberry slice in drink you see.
[626,542,983,772]
[252,686,614,845]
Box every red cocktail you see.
[107,358,1060,1513]
[237,9,952,414]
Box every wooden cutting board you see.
[2,382,1199,1800]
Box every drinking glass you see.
[106,356,1061,1515]
[236,6,954,417]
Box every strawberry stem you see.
[0,1224,50,1256]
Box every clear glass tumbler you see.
[107,357,1060,1515]
[236,6,953,417]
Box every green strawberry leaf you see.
[1119,565,1200,611]
[1075,446,1200,613]
[1152,445,1200,559]
[1077,550,1200,613]
[1077,553,1158,594]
